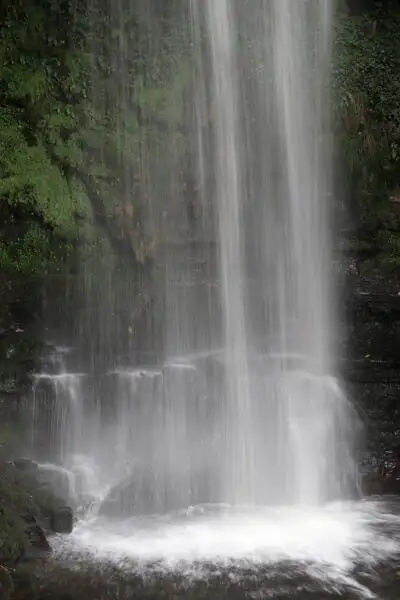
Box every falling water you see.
[189,0,354,505]
[32,370,85,465]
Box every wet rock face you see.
[22,514,52,559]
[0,459,74,564]
[0,565,13,600]
[361,445,400,496]
[0,278,46,405]
[351,362,400,492]
[341,281,400,495]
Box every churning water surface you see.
[52,499,400,599]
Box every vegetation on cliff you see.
[0,0,398,275]
[0,0,190,275]
[335,0,400,269]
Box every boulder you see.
[35,464,74,506]
[21,514,52,560]
[0,460,74,563]
[50,506,73,534]
[12,458,38,473]
[10,458,74,530]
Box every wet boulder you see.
[0,498,51,563]
[12,458,38,473]
[0,459,74,563]
[51,506,73,534]
[11,458,74,529]
[21,514,52,559]
[35,463,74,504]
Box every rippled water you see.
[52,499,400,599]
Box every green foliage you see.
[0,1,90,274]
[1,0,398,275]
[0,0,192,274]
[334,13,400,179]
[0,113,82,231]
[0,226,74,275]
[333,5,400,266]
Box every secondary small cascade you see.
[31,370,85,465]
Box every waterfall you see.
[26,5,400,595]
[31,0,356,515]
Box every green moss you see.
[0,506,26,563]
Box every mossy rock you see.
[0,461,70,563]
[0,506,25,563]
[0,470,41,562]
[4,461,64,507]
[0,468,37,517]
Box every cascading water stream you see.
[203,0,255,506]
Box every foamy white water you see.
[53,501,400,598]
